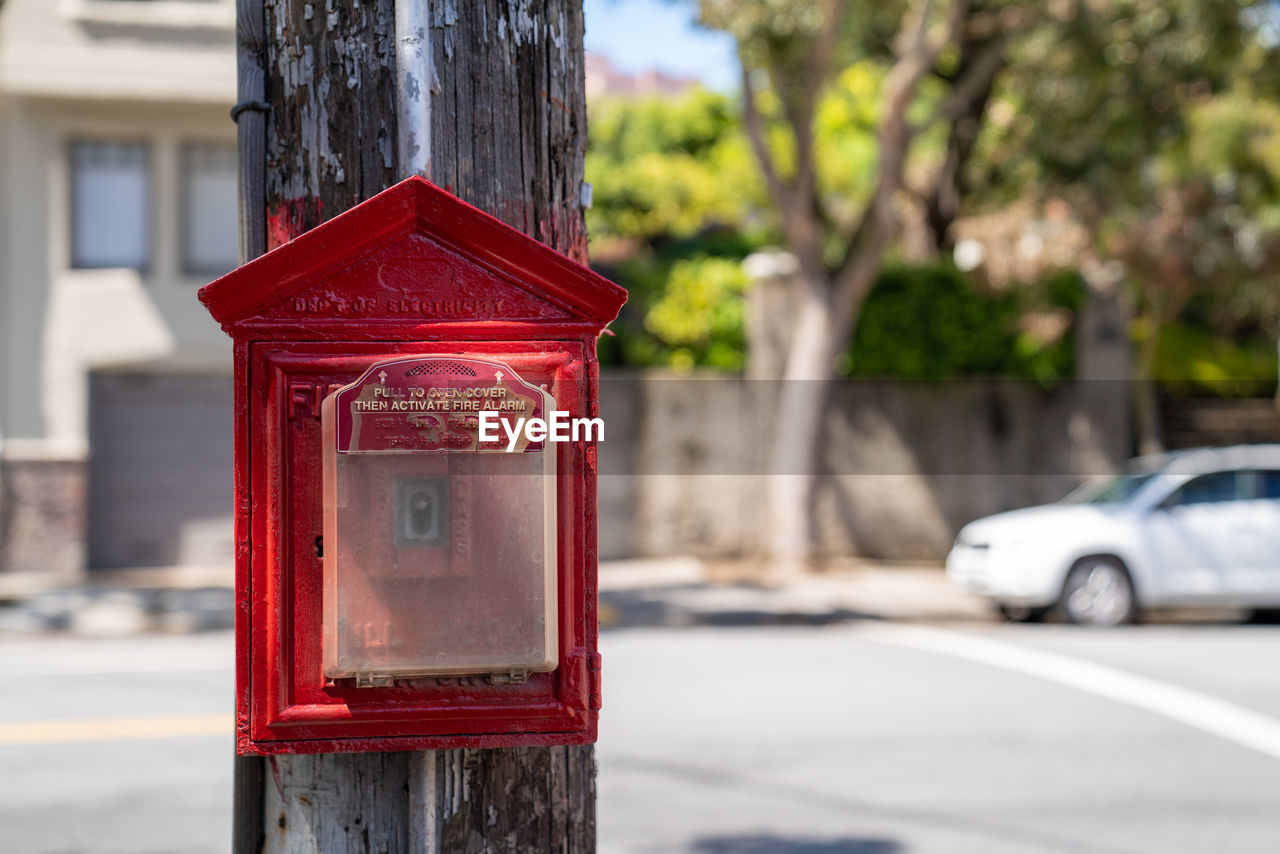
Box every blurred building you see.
[0,0,237,590]
[585,52,697,100]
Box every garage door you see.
[88,371,235,569]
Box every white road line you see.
[854,623,1280,762]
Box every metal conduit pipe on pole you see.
[395,0,433,181]
[395,7,440,843]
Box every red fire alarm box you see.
[198,177,625,755]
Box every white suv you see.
[946,445,1280,625]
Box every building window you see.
[71,140,151,269]
[182,143,239,274]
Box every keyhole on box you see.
[408,493,434,539]
[394,477,448,548]
[315,536,323,558]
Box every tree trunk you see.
[762,217,893,580]
[762,249,880,582]
[241,1,596,851]
[922,39,1001,255]
[764,277,835,582]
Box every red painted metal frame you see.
[199,178,625,755]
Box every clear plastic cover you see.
[321,357,556,681]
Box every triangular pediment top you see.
[276,233,575,323]
[198,177,626,331]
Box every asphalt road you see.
[3,621,1280,853]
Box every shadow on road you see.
[690,833,903,853]
[610,754,1145,854]
[600,585,878,630]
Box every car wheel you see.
[996,603,1049,623]
[1059,557,1136,626]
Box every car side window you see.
[1161,471,1240,507]
[1254,470,1280,500]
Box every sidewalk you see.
[598,556,992,628]
[0,584,235,636]
[0,556,992,637]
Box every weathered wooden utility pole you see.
[231,1,595,850]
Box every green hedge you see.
[599,256,1084,382]
[845,264,1081,382]
[1153,322,1278,397]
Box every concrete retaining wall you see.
[598,373,1130,561]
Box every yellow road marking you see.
[0,714,232,746]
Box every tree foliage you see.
[960,0,1280,433]
[977,1,1260,210]
[590,0,1280,412]
[586,89,768,370]
[644,255,751,371]
[586,89,762,241]
[585,79,1077,380]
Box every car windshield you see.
[1062,473,1157,505]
